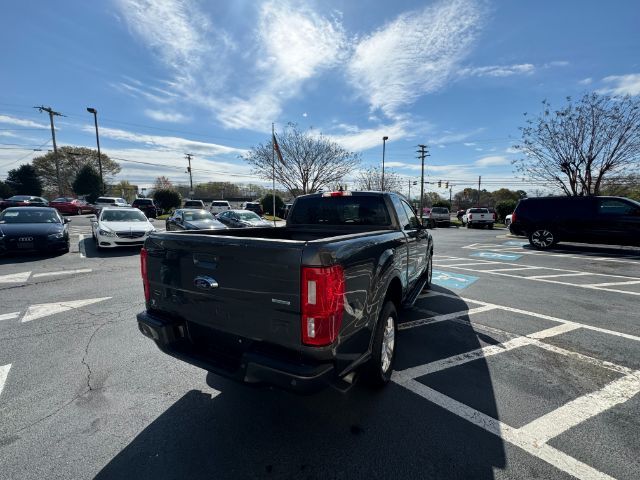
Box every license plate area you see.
[17,242,34,249]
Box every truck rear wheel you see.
[363,301,397,388]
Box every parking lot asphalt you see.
[1,218,639,479]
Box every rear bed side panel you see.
[302,231,407,374]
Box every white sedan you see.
[92,207,156,249]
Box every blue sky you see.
[1,0,639,195]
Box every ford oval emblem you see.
[194,276,219,290]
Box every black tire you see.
[362,301,398,388]
[488,223,494,230]
[466,222,472,228]
[529,228,556,250]
[424,251,433,290]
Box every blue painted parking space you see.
[431,270,479,290]
[503,240,529,247]
[470,251,523,261]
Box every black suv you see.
[510,196,640,249]
[131,198,160,218]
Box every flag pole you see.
[272,122,276,227]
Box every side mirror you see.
[64,218,70,224]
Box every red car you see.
[49,197,95,215]
[0,195,49,211]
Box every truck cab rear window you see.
[290,196,391,226]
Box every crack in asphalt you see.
[81,322,109,391]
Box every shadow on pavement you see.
[521,242,640,257]
[0,250,67,265]
[95,288,505,479]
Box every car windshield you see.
[212,202,229,206]
[183,211,214,221]
[96,198,115,204]
[101,210,148,222]
[469,208,489,213]
[0,210,60,224]
[8,195,32,201]
[134,199,153,205]
[52,197,73,202]
[236,211,261,221]
[432,207,449,214]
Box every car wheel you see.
[77,208,82,215]
[424,251,433,290]
[362,301,397,388]
[466,222,472,228]
[488,223,494,230]
[529,228,555,249]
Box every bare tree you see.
[355,166,403,193]
[244,124,360,196]
[153,176,173,191]
[514,93,640,196]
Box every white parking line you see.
[0,364,11,399]
[21,297,111,323]
[32,269,92,278]
[397,305,496,331]
[583,280,640,287]
[78,234,86,258]
[0,272,31,284]
[519,373,640,444]
[394,378,616,480]
[528,272,593,279]
[0,312,20,322]
[528,323,582,339]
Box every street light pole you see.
[86,108,103,194]
[381,136,389,191]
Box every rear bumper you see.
[137,310,335,394]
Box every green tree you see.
[495,200,518,222]
[72,165,102,203]
[32,146,120,195]
[0,180,14,199]
[245,123,361,196]
[432,200,452,210]
[261,193,284,216]
[153,188,182,211]
[6,164,43,196]
[109,180,138,203]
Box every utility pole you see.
[449,185,453,206]
[185,153,194,195]
[417,145,429,224]
[272,123,276,227]
[86,108,104,194]
[35,106,64,195]
[381,136,389,191]
[477,175,482,206]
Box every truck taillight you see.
[140,247,150,302]
[301,265,345,346]
[511,212,517,223]
[493,212,496,220]
[468,214,473,220]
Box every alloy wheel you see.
[381,316,395,374]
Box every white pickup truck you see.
[462,208,495,229]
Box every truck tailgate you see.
[145,234,304,350]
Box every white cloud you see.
[115,0,213,72]
[0,114,48,129]
[214,1,347,130]
[327,120,410,152]
[144,109,189,123]
[302,112,308,118]
[257,1,346,83]
[598,73,640,96]
[459,63,535,77]
[111,81,176,104]
[82,125,247,156]
[578,77,593,85]
[545,60,570,67]
[505,146,519,154]
[347,0,484,116]
[428,128,484,145]
[475,155,510,167]
[463,142,476,146]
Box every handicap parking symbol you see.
[470,251,523,261]
[502,240,529,247]
[431,270,479,290]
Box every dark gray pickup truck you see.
[137,191,434,393]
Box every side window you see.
[401,201,420,229]
[391,195,411,229]
[597,199,636,216]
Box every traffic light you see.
[438,180,441,188]
[445,181,449,188]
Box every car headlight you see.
[98,228,116,237]
[48,232,65,239]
